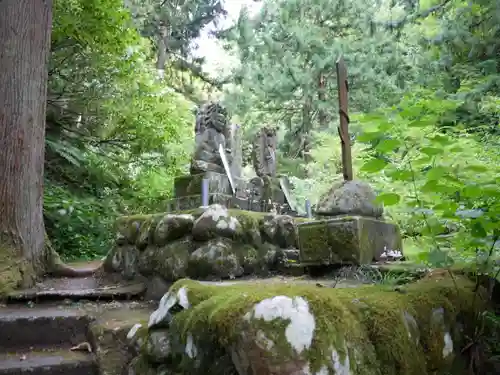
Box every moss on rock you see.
[89,307,151,375]
[0,250,33,296]
[299,216,402,266]
[157,273,481,375]
[106,206,314,283]
[138,239,194,281]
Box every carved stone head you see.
[200,102,229,133]
[263,126,277,148]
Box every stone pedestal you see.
[174,172,234,197]
[247,176,287,206]
[297,216,402,266]
[165,193,289,213]
[171,173,290,212]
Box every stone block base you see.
[174,172,234,197]
[297,216,402,265]
[171,173,292,212]
[165,194,281,212]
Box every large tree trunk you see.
[0,0,53,292]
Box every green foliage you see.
[356,89,500,277]
[44,183,119,260]
[45,0,195,260]
[221,0,420,160]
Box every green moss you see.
[298,217,401,266]
[298,221,331,264]
[164,274,480,375]
[142,239,193,280]
[136,215,164,250]
[116,209,311,248]
[0,243,37,296]
[129,355,157,375]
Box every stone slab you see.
[6,277,145,302]
[297,216,402,266]
[165,193,274,212]
[0,349,97,375]
[0,308,90,351]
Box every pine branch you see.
[379,0,453,30]
[170,55,230,89]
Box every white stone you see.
[177,287,190,309]
[228,216,239,230]
[148,291,178,328]
[206,204,228,222]
[126,323,142,340]
[332,348,351,375]
[246,295,315,354]
[442,332,453,358]
[111,252,121,270]
[185,334,198,358]
[216,219,229,230]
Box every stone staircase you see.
[0,306,97,375]
[0,270,149,375]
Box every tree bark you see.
[0,0,53,291]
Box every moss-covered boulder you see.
[104,205,310,289]
[261,214,298,249]
[103,244,140,280]
[298,216,402,266]
[138,238,194,280]
[188,238,243,279]
[316,180,383,218]
[154,214,195,246]
[130,274,484,375]
[192,204,242,241]
[88,304,153,375]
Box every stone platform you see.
[169,172,289,212]
[298,216,402,265]
[174,172,238,198]
[165,193,279,212]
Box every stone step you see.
[0,348,97,375]
[5,276,145,303]
[0,308,91,351]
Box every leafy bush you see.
[44,183,120,260]
[355,89,500,274]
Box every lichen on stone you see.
[104,205,313,283]
[145,273,482,375]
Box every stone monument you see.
[248,126,293,213]
[165,104,296,214]
[252,126,277,178]
[190,102,232,175]
[297,56,403,266]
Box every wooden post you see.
[336,56,353,181]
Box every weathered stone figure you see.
[252,126,277,177]
[190,102,233,175]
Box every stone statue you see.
[190,102,233,175]
[249,127,278,211]
[252,126,277,177]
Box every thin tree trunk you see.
[0,0,53,290]
[302,96,313,177]
[318,72,328,130]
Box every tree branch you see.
[377,0,453,30]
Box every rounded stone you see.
[315,180,383,218]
